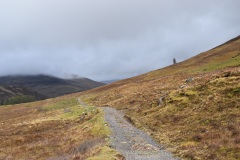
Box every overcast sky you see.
[0,0,239,81]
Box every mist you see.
[0,0,239,80]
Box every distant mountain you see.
[66,77,104,88]
[0,75,104,103]
[101,79,120,84]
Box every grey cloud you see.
[0,0,239,80]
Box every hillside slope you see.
[0,75,104,99]
[0,85,45,105]
[0,36,239,160]
[66,78,104,89]
[79,35,240,159]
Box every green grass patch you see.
[41,98,78,111]
[196,53,240,72]
[89,109,111,137]
[58,105,97,120]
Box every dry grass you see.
[0,95,121,159]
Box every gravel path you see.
[103,107,179,160]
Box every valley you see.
[0,35,239,160]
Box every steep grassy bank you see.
[80,36,240,159]
[82,68,239,159]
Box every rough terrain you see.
[84,36,240,159]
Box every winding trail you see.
[77,98,88,107]
[103,107,179,160]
